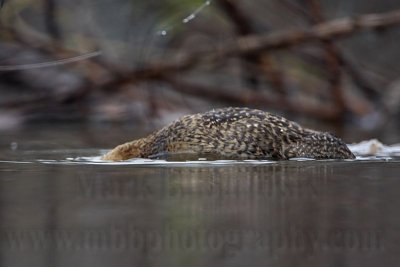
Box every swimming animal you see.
[102,107,355,161]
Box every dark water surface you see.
[0,126,399,267]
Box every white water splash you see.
[29,157,275,166]
[348,139,400,157]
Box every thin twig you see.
[44,0,61,40]
[0,51,102,71]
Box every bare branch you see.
[118,9,400,82]
[162,76,341,120]
[304,0,346,117]
[216,0,286,94]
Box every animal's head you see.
[101,139,145,161]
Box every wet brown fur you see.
[102,107,355,161]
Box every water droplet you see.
[156,0,212,35]
[157,30,168,36]
[182,14,195,24]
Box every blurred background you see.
[1,0,400,145]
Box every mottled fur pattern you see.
[102,107,355,161]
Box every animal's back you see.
[147,107,317,159]
[102,107,355,161]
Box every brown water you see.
[0,125,399,267]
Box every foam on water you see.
[348,139,400,157]
[58,157,277,166]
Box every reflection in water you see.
[0,159,397,267]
